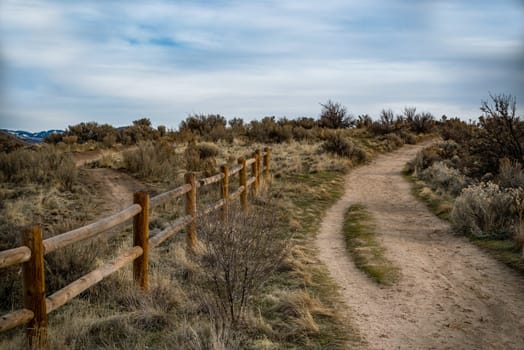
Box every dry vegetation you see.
[1,102,438,349]
[404,93,524,272]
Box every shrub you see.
[437,140,461,159]
[368,109,399,136]
[420,162,468,196]
[63,122,117,144]
[123,141,180,183]
[356,114,372,128]
[245,117,293,143]
[408,145,442,175]
[439,117,475,145]
[102,133,117,148]
[451,182,515,238]
[196,205,290,328]
[383,133,404,148]
[0,146,77,190]
[196,142,220,159]
[398,130,417,144]
[318,100,352,129]
[179,114,227,137]
[228,117,246,137]
[497,158,524,189]
[207,124,233,143]
[320,133,354,157]
[184,143,218,175]
[408,111,435,134]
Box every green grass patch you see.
[342,204,400,286]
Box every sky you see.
[0,0,523,132]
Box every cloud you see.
[0,0,523,131]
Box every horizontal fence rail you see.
[0,246,31,269]
[43,204,143,254]
[0,147,271,350]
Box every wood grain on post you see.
[238,157,248,211]
[133,192,149,291]
[22,225,48,350]
[220,165,230,219]
[185,173,197,252]
[255,149,261,189]
[263,147,271,183]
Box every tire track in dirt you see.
[316,143,524,349]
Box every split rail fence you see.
[0,147,271,349]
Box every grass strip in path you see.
[343,204,400,286]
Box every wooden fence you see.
[0,147,271,349]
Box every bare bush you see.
[196,204,291,328]
[403,107,434,134]
[318,100,352,129]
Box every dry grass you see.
[0,131,414,349]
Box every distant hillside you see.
[0,130,30,152]
[1,129,63,144]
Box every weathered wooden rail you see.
[0,147,271,349]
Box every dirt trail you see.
[83,168,146,212]
[316,143,524,350]
[73,147,144,212]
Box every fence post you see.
[220,165,229,219]
[238,157,248,211]
[263,147,271,183]
[185,173,197,252]
[133,192,149,291]
[251,155,258,197]
[255,149,261,190]
[22,225,48,350]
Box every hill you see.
[0,130,30,152]
[1,129,63,144]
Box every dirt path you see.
[316,144,524,350]
[83,168,146,212]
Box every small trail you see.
[83,168,146,212]
[72,147,144,212]
[316,143,524,349]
